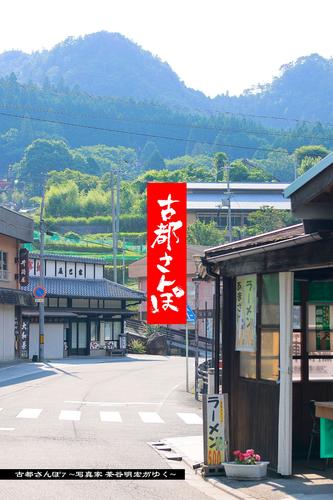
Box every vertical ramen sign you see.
[147,183,187,325]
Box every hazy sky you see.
[1,0,333,97]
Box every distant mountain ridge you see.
[0,32,333,124]
[0,31,208,110]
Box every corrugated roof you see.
[284,152,333,198]
[22,276,145,300]
[30,253,107,264]
[187,182,289,190]
[187,186,290,211]
[205,224,304,260]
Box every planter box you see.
[223,462,269,480]
[90,349,106,357]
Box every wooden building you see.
[22,253,145,359]
[202,153,333,475]
[0,206,34,361]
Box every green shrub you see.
[129,339,146,354]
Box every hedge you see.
[45,214,146,232]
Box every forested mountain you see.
[0,31,333,185]
[214,54,333,125]
[0,32,207,110]
[1,32,333,125]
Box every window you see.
[0,251,8,280]
[72,298,89,308]
[238,273,280,381]
[104,300,121,309]
[307,304,333,381]
[260,273,280,381]
[48,297,58,307]
[240,352,257,379]
[90,321,100,342]
[90,299,98,308]
[104,321,122,341]
[58,298,68,308]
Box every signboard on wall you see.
[147,182,187,324]
[203,394,229,466]
[315,305,331,351]
[236,274,257,352]
[18,248,29,286]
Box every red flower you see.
[233,450,241,457]
[246,449,254,455]
[255,454,261,462]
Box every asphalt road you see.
[0,355,232,500]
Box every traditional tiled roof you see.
[22,276,145,301]
[30,253,107,265]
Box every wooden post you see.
[278,271,294,476]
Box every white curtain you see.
[278,272,294,476]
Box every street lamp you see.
[192,254,201,401]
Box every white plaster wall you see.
[29,323,39,359]
[95,265,103,279]
[44,324,64,359]
[0,304,15,361]
[86,264,94,279]
[29,323,64,359]
[46,260,55,277]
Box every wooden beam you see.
[219,235,333,276]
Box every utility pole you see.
[122,237,126,285]
[111,171,117,282]
[225,164,232,243]
[39,180,46,361]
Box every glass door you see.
[69,322,88,355]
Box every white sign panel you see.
[76,263,85,279]
[203,394,229,466]
[236,274,257,352]
[56,261,65,277]
[66,262,75,278]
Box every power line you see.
[6,76,332,128]
[2,101,333,143]
[0,110,309,155]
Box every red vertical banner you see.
[147,182,187,324]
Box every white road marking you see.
[0,427,14,431]
[138,412,164,424]
[65,400,161,406]
[16,408,42,419]
[0,408,3,412]
[59,410,81,421]
[177,412,203,424]
[100,411,122,422]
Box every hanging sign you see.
[203,394,229,466]
[236,274,257,352]
[147,182,187,324]
[18,248,29,286]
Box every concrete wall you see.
[0,304,15,361]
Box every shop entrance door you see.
[69,322,88,355]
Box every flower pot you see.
[223,461,269,480]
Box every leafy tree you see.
[47,169,99,192]
[187,220,226,246]
[145,149,165,170]
[14,139,75,195]
[294,145,329,166]
[298,156,319,175]
[45,181,81,217]
[246,206,296,236]
[213,152,228,181]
